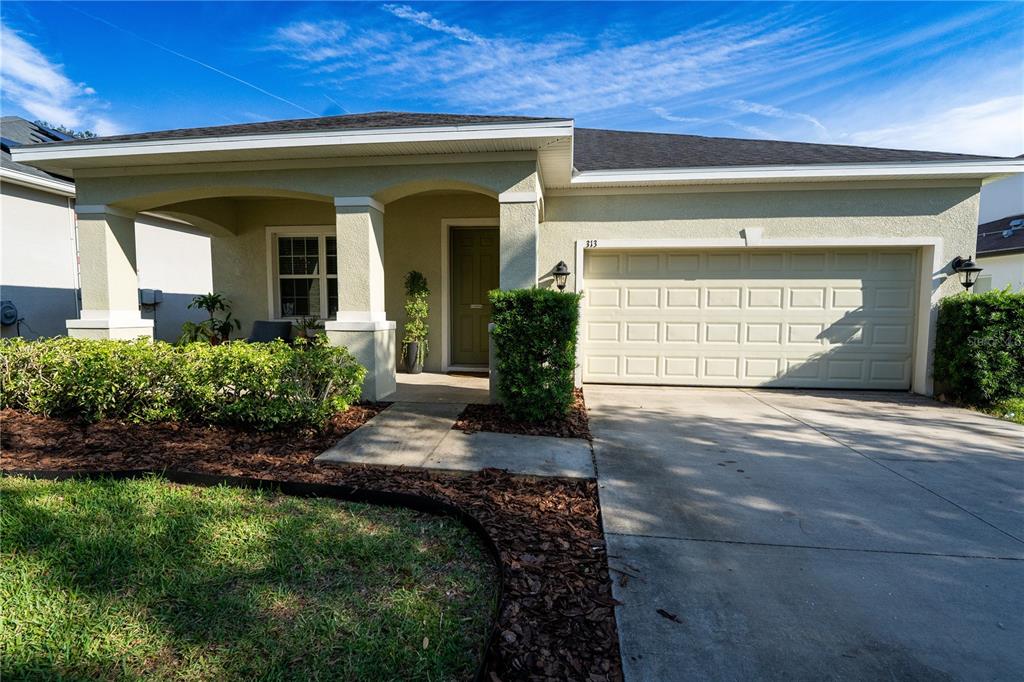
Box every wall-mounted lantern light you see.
[552,261,571,291]
[951,256,983,290]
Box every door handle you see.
[470,304,483,309]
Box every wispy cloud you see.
[0,22,121,133]
[270,7,810,117]
[382,4,484,44]
[264,4,1021,155]
[730,99,829,139]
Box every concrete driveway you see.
[587,385,1023,681]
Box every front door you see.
[450,228,499,366]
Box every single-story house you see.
[1,116,213,341]
[12,112,1023,399]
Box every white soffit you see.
[565,160,1024,188]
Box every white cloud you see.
[844,96,1023,157]
[650,107,705,124]
[0,22,122,134]
[382,4,484,44]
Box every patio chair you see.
[246,320,293,343]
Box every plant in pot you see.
[401,271,430,373]
[183,292,241,344]
[294,315,321,340]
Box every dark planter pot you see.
[405,342,424,374]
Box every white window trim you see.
[440,217,500,372]
[572,235,943,396]
[264,225,335,320]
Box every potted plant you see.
[183,292,241,344]
[294,315,321,340]
[401,271,430,373]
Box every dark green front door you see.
[451,228,499,366]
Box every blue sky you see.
[2,1,1022,155]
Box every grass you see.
[0,476,498,681]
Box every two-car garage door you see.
[581,248,920,389]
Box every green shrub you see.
[489,288,582,422]
[934,288,1024,405]
[0,336,365,430]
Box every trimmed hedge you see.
[934,288,1024,405]
[0,337,365,430]
[489,288,582,422]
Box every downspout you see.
[67,196,81,317]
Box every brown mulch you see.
[453,389,591,440]
[0,407,621,682]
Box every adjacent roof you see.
[0,116,73,183]
[573,127,1003,171]
[977,214,1024,257]
[18,112,565,148]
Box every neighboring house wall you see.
[975,253,1024,292]
[0,181,79,338]
[135,216,213,341]
[979,175,1024,224]
[0,181,212,341]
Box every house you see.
[974,170,1024,292]
[1,117,213,341]
[11,112,1023,399]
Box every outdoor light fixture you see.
[951,256,983,290]
[552,261,571,291]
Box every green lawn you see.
[987,397,1024,425]
[0,476,497,681]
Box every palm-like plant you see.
[182,292,241,344]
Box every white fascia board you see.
[0,166,75,196]
[11,120,575,165]
[569,159,1024,186]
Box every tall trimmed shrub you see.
[934,289,1024,405]
[0,337,365,429]
[489,288,582,422]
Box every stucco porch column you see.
[498,191,540,289]
[324,197,396,400]
[66,205,153,339]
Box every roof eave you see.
[0,165,75,196]
[567,159,1024,188]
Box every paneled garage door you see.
[581,248,919,389]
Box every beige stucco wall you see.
[540,184,981,302]
[384,192,498,372]
[76,159,537,211]
[210,198,333,330]
[208,191,498,370]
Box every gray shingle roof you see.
[977,214,1024,257]
[12,111,1014,170]
[24,112,565,148]
[572,127,1005,171]
[0,117,73,183]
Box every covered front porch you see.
[65,160,551,400]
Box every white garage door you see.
[581,248,919,389]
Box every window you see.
[273,233,339,318]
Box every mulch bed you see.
[453,389,591,440]
[0,407,621,682]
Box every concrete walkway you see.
[316,373,594,478]
[588,385,1023,681]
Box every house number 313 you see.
[585,240,599,248]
